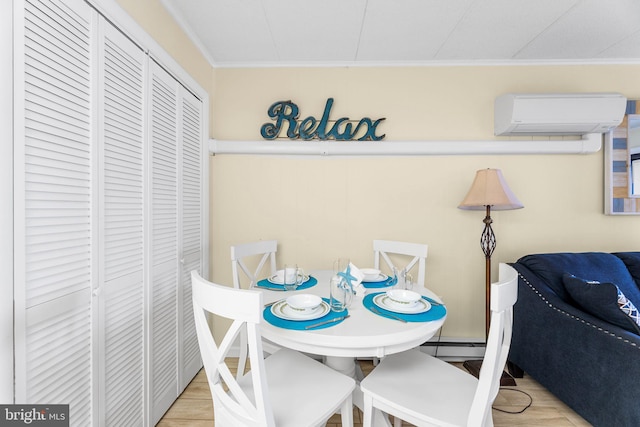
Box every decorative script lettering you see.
[260,98,386,141]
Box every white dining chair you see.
[191,271,356,427]
[360,263,518,427]
[231,240,280,374]
[231,240,278,289]
[373,239,429,287]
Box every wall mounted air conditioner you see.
[494,93,627,136]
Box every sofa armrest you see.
[509,263,640,426]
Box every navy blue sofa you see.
[509,252,640,427]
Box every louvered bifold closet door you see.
[179,89,204,390]
[16,0,94,425]
[98,19,145,426]
[149,60,180,424]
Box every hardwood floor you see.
[157,358,592,426]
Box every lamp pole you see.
[480,205,496,337]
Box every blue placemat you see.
[362,275,397,289]
[263,298,349,330]
[363,292,446,322]
[256,275,318,291]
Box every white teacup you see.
[273,270,285,283]
[274,267,298,284]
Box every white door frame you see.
[1,0,14,404]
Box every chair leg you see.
[362,395,373,427]
[340,395,354,427]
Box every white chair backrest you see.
[191,271,275,426]
[468,263,518,426]
[373,239,428,287]
[231,240,278,289]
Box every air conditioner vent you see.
[495,93,627,136]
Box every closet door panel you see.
[99,19,145,426]
[23,0,93,306]
[18,0,94,425]
[179,89,203,388]
[149,60,179,423]
[17,2,207,425]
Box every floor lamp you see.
[458,168,523,385]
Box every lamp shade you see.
[458,168,524,211]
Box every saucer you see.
[271,299,330,321]
[362,273,388,283]
[268,274,309,285]
[360,268,382,282]
[373,294,431,314]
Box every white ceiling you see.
[160,0,640,68]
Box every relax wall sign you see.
[260,98,386,141]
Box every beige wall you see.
[115,0,640,339]
[211,66,640,339]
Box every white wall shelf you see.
[209,133,602,156]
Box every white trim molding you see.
[209,132,602,156]
[1,0,13,404]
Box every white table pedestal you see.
[323,355,391,427]
[323,355,359,378]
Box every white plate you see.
[373,294,431,314]
[362,273,388,283]
[271,299,330,321]
[268,274,309,285]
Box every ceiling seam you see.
[433,0,479,59]
[353,0,370,62]
[511,0,580,59]
[594,27,640,59]
[260,0,281,62]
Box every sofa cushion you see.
[563,273,640,334]
[517,252,640,305]
[613,252,640,288]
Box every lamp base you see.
[463,359,516,386]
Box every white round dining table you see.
[259,269,447,426]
